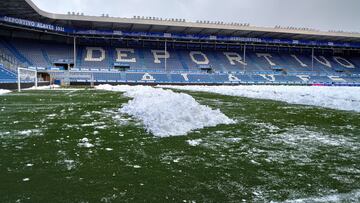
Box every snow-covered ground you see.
[281,189,360,203]
[161,85,360,112]
[0,89,11,95]
[96,85,235,137]
[26,85,60,90]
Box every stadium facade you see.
[1,0,360,87]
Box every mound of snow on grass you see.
[162,85,360,112]
[27,85,60,90]
[96,85,234,137]
[281,189,360,203]
[0,89,11,95]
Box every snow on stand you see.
[161,85,360,112]
[95,85,235,137]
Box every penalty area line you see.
[65,90,79,95]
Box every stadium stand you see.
[1,37,360,85]
[1,38,359,73]
[0,63,17,83]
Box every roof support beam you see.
[180,27,192,33]
[229,30,239,36]
[197,28,208,35]
[147,25,153,32]
[212,29,224,35]
[128,24,135,32]
[164,26,171,33]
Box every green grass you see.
[0,89,359,202]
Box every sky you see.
[32,0,360,32]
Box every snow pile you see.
[162,85,360,112]
[95,84,141,92]
[96,85,234,137]
[0,89,11,95]
[27,85,60,90]
[281,189,360,203]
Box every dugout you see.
[53,59,74,71]
[113,63,130,71]
[199,65,215,74]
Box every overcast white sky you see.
[32,0,360,32]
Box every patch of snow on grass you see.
[187,139,203,146]
[17,129,42,137]
[162,85,360,112]
[0,89,11,95]
[26,85,60,90]
[77,138,94,148]
[63,160,77,171]
[96,85,234,137]
[0,131,10,137]
[280,189,360,203]
[81,121,106,127]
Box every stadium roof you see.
[1,0,360,43]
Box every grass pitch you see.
[0,89,359,202]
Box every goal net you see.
[17,67,38,92]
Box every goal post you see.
[17,67,38,92]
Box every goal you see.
[17,67,38,92]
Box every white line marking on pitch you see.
[65,90,79,95]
